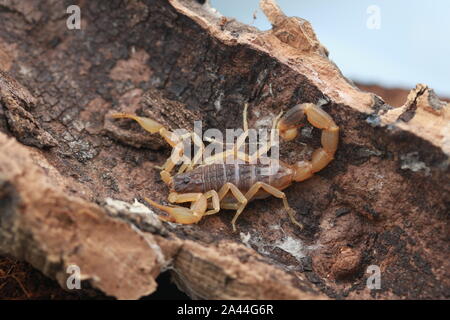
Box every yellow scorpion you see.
[112,103,338,232]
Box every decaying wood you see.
[0,0,448,299]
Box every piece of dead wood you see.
[0,0,448,299]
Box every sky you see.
[211,0,450,97]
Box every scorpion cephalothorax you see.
[112,102,339,232]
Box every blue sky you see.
[211,0,449,97]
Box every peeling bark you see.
[0,0,449,299]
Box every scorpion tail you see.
[277,103,339,181]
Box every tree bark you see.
[0,0,448,299]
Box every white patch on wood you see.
[254,115,273,129]
[104,198,163,227]
[239,227,321,265]
[275,236,307,260]
[214,91,224,112]
[400,152,430,175]
[240,232,252,248]
[105,198,153,214]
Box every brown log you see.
[0,0,448,299]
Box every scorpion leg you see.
[202,132,249,164]
[160,170,172,185]
[202,190,221,215]
[209,104,281,165]
[182,102,250,169]
[217,183,248,232]
[184,132,205,172]
[202,103,276,165]
[243,103,249,132]
[232,103,250,159]
[247,111,283,164]
[277,103,339,180]
[202,138,250,165]
[206,102,252,165]
[244,182,303,229]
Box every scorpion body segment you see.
[112,102,339,232]
[172,163,294,195]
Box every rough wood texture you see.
[0,0,448,299]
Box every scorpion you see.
[112,102,339,232]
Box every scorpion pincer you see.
[112,102,339,232]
